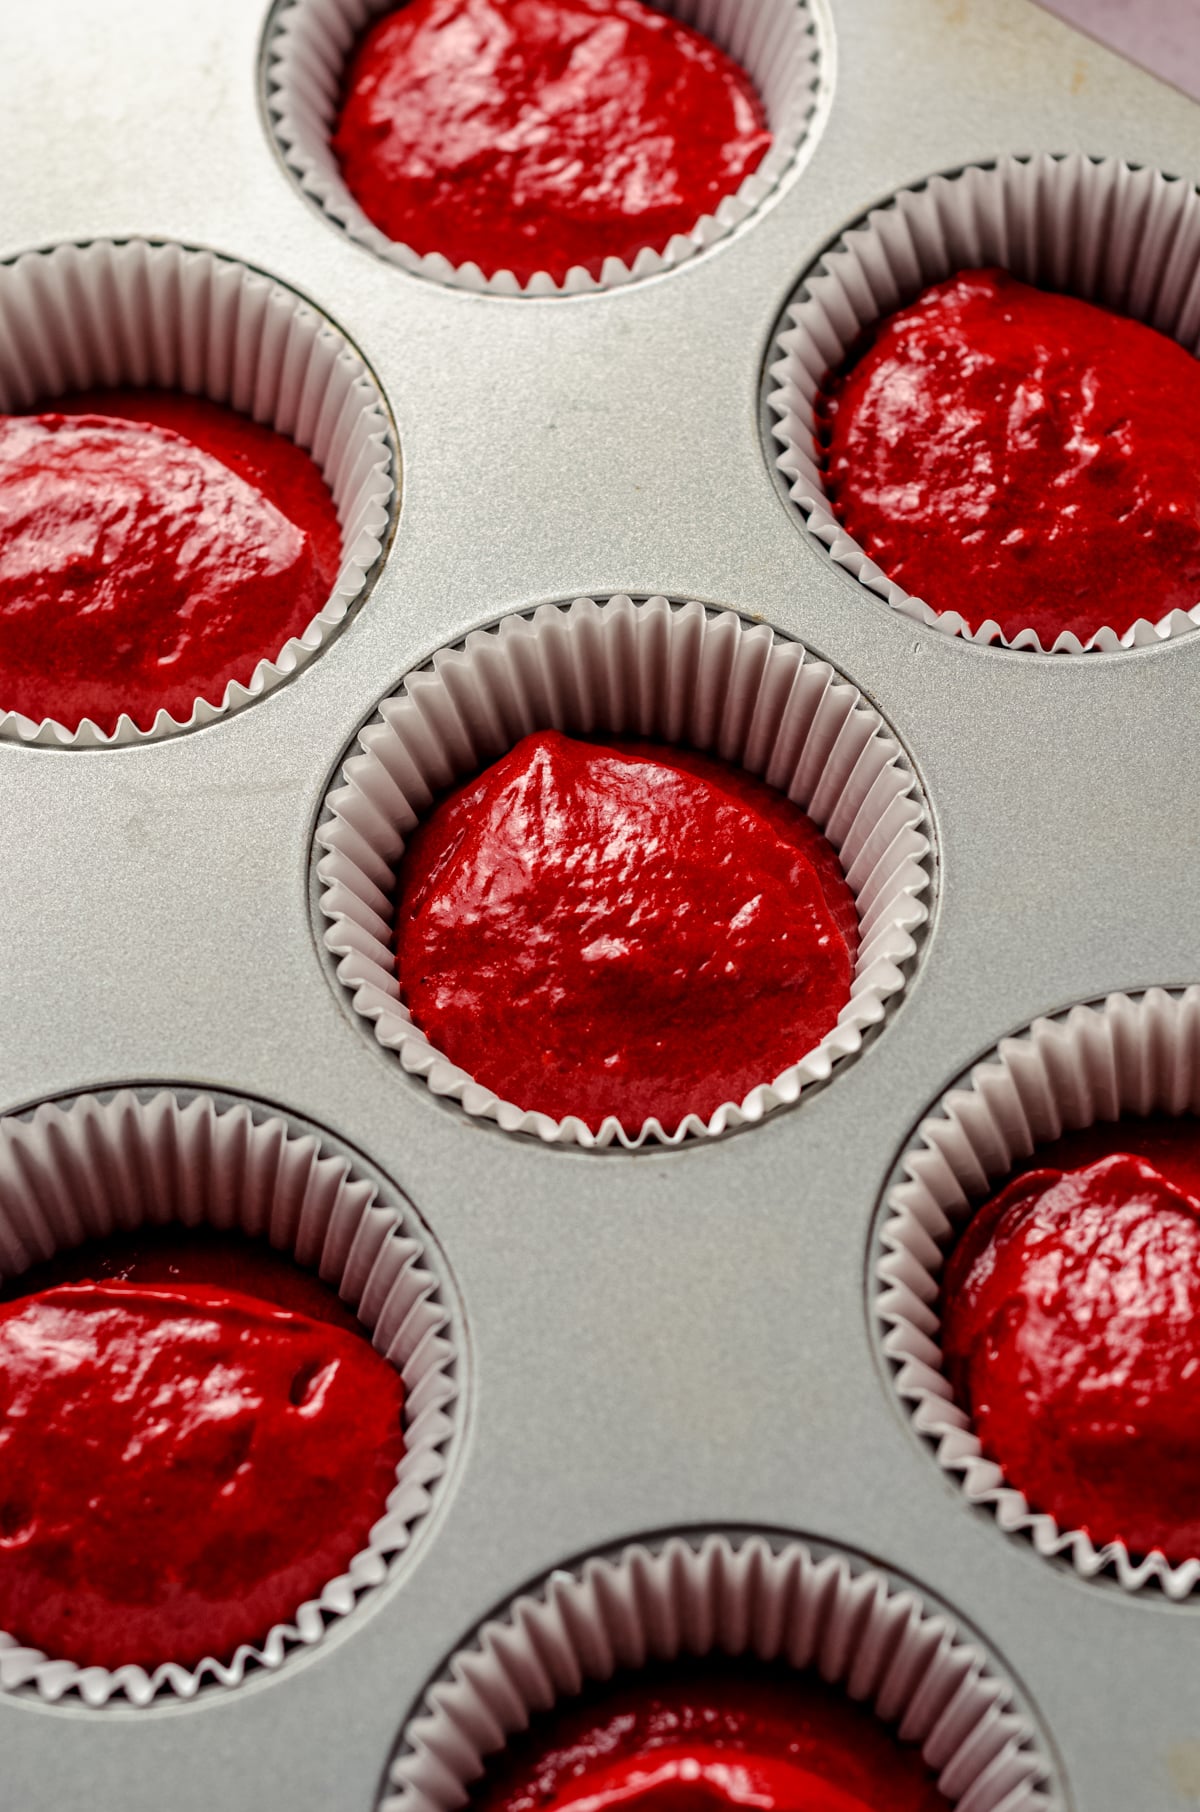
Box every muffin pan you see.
[2,1,1200,1808]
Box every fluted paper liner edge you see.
[876,986,1200,1598]
[767,151,1200,655]
[315,594,932,1148]
[0,1087,457,1704]
[0,239,394,746]
[381,1532,1058,1812]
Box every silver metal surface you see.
[1,0,1199,1807]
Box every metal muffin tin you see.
[2,0,1199,1807]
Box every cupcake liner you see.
[876,985,1200,1599]
[0,1086,459,1705]
[0,238,396,746]
[767,151,1200,653]
[380,1530,1059,1812]
[315,594,932,1148]
[263,0,822,296]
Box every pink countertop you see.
[1039,0,1200,102]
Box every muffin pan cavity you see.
[262,0,826,295]
[380,1529,1062,1812]
[766,152,1200,653]
[314,594,932,1147]
[873,988,1200,1599]
[0,239,396,745]
[0,1086,461,1705]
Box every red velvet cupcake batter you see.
[941,1116,1200,1561]
[0,1233,404,1672]
[470,1657,948,1812]
[0,389,342,733]
[394,730,857,1133]
[819,267,1200,643]
[332,0,771,285]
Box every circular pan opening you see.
[379,1526,1067,1812]
[764,152,1200,656]
[0,237,399,747]
[311,592,936,1149]
[0,1081,463,1704]
[869,985,1200,1601]
[261,0,828,296]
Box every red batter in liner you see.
[818,267,1200,643]
[469,1656,949,1812]
[0,388,342,734]
[332,0,772,285]
[394,730,857,1134]
[0,1230,404,1672]
[941,1115,1200,1562]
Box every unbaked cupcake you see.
[466,1654,949,1812]
[817,266,1200,645]
[0,388,342,735]
[393,729,858,1135]
[940,1114,1200,1564]
[330,0,772,285]
[0,1227,405,1672]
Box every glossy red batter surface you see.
[942,1115,1200,1560]
[0,1231,403,1671]
[469,1657,949,1812]
[332,0,771,284]
[0,388,342,733]
[394,730,857,1132]
[818,267,1200,643]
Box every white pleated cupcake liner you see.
[316,593,932,1148]
[0,238,395,746]
[768,151,1200,654]
[0,1086,459,1706]
[877,985,1200,1600]
[263,0,822,296]
[380,1531,1059,1812]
